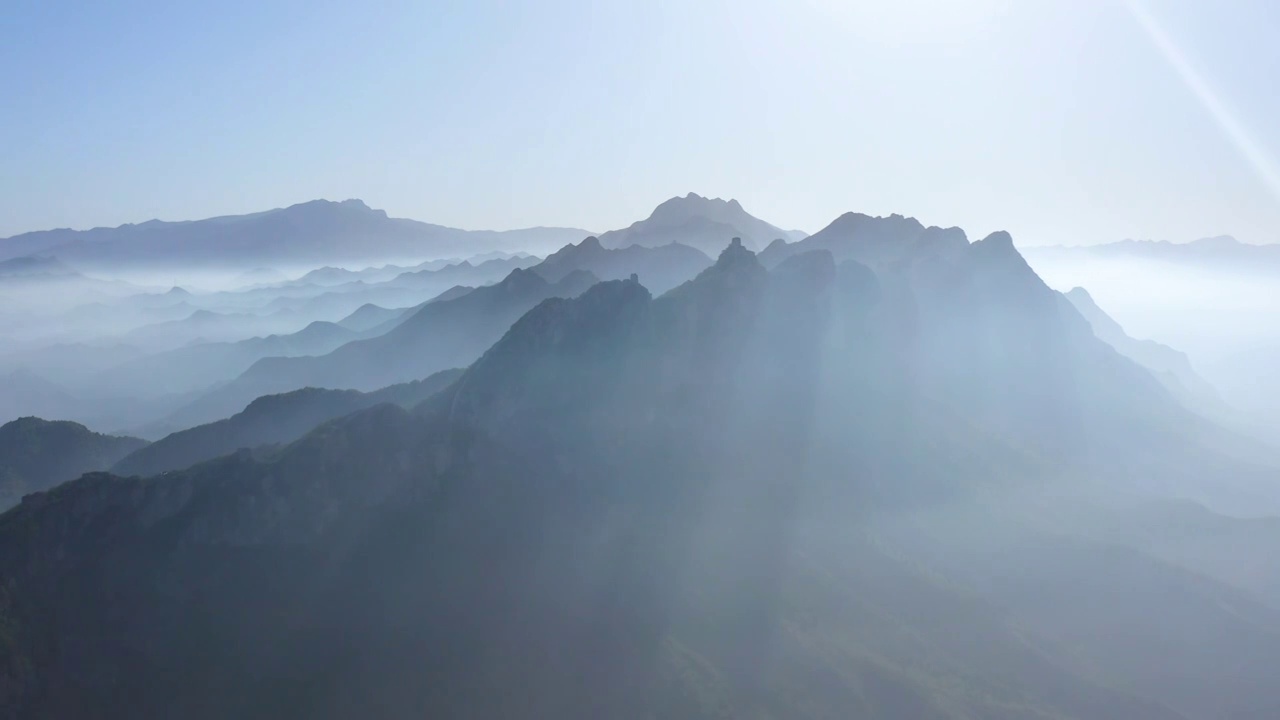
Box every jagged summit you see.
[972,230,1019,258]
[651,193,745,218]
[597,194,792,255]
[279,197,388,220]
[531,234,713,295]
[977,230,1014,248]
[760,211,968,269]
[495,265,550,294]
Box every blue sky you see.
[3,0,1279,245]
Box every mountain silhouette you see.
[112,368,462,478]
[532,236,712,294]
[0,199,591,270]
[759,211,969,269]
[160,268,600,429]
[1064,287,1221,409]
[1026,235,1280,274]
[0,256,76,279]
[597,193,792,254]
[335,303,413,332]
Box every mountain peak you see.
[496,266,551,295]
[647,193,756,224]
[277,198,387,221]
[716,237,753,266]
[1190,234,1240,248]
[1066,286,1094,303]
[976,230,1015,251]
[596,193,789,255]
[763,238,789,255]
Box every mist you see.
[1025,243,1280,441]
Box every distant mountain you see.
[1064,287,1221,409]
[0,255,76,279]
[336,303,412,332]
[143,286,194,304]
[0,370,84,426]
[293,258,460,287]
[1026,235,1280,274]
[0,256,140,309]
[92,320,364,398]
[295,253,538,289]
[112,368,463,478]
[532,236,712,294]
[417,284,474,305]
[759,212,968,269]
[160,268,601,429]
[597,193,792,254]
[380,256,539,290]
[258,256,538,323]
[0,199,590,271]
[119,308,309,350]
[0,417,147,509]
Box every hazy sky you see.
[3,0,1279,246]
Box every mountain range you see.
[111,369,463,478]
[2,220,1278,718]
[1026,235,1280,273]
[0,199,592,271]
[157,268,602,429]
[532,236,712,294]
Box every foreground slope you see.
[0,233,1277,719]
